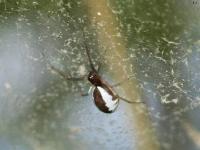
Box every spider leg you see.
[79,86,93,96]
[50,65,86,81]
[82,30,98,72]
[97,49,108,73]
[117,95,144,104]
[41,52,86,81]
[111,76,133,88]
[111,76,143,88]
[97,62,102,73]
[82,28,108,74]
[111,79,128,88]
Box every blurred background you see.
[0,0,200,150]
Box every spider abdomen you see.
[93,86,119,113]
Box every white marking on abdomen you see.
[97,86,118,111]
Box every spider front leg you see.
[49,65,93,97]
[49,65,86,81]
[96,49,108,73]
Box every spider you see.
[48,32,143,113]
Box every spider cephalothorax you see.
[87,71,102,86]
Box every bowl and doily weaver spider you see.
[43,32,144,113]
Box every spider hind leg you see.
[117,95,144,104]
